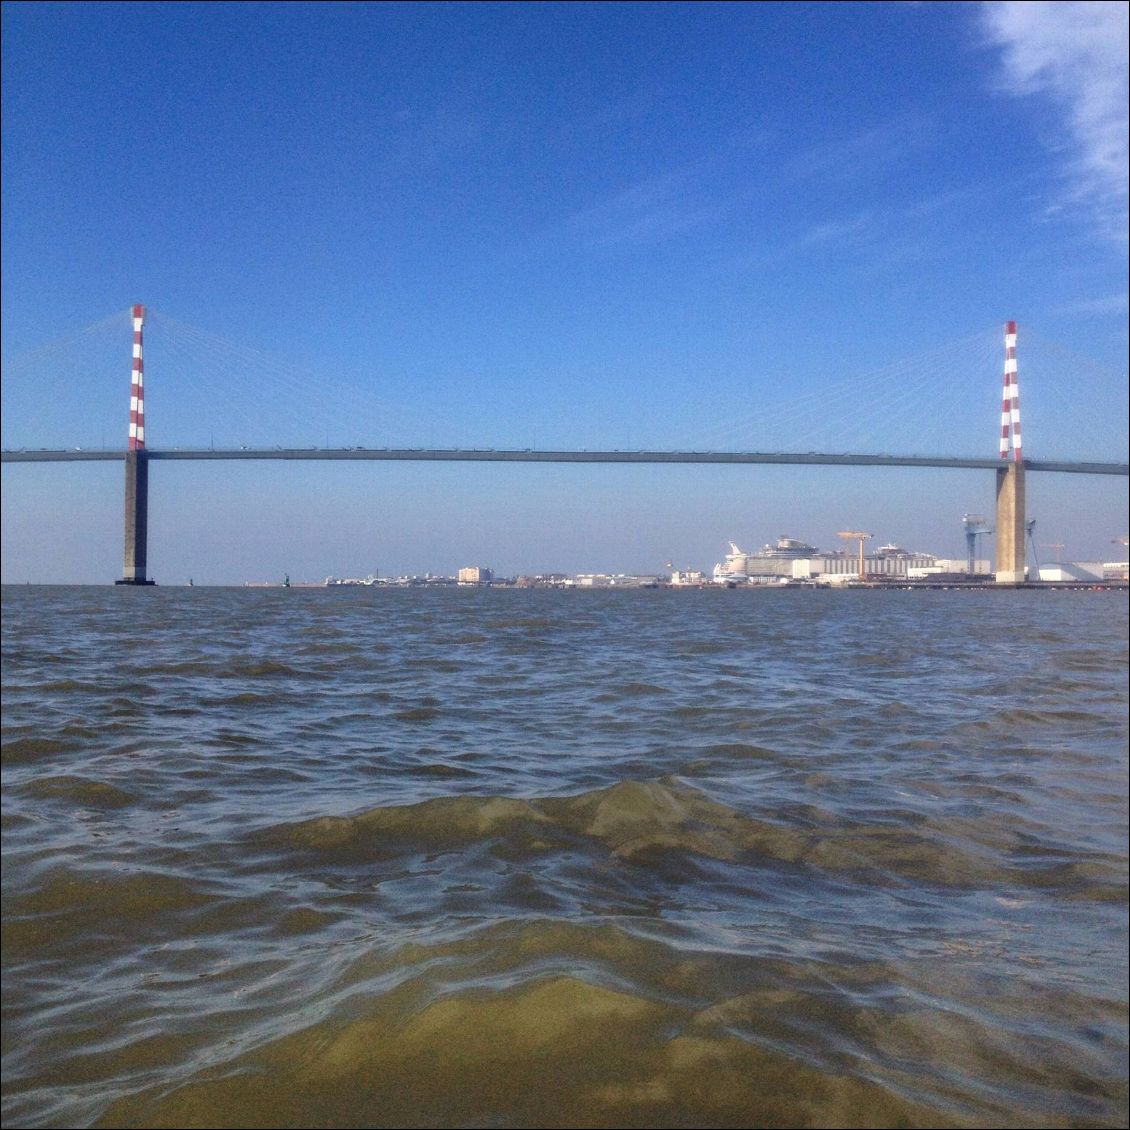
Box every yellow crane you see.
[837,530,872,582]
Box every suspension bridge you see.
[2,308,1127,584]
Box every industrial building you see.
[457,566,493,585]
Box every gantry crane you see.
[962,513,992,575]
[837,530,872,582]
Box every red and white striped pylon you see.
[999,319,1021,462]
[129,304,146,451]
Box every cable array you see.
[691,327,1004,457]
[1,308,1125,462]
[144,312,471,449]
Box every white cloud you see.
[1057,291,1129,315]
[981,1,1128,241]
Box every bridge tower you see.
[115,304,155,585]
[995,320,1026,584]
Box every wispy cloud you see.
[784,182,990,263]
[566,115,929,255]
[980,1,1128,242]
[1056,291,1129,316]
[799,211,875,248]
[564,169,724,249]
[778,116,932,185]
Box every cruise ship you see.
[713,536,938,584]
[715,536,820,582]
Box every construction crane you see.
[837,530,872,582]
[962,513,992,575]
[1026,520,1039,577]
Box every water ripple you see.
[2,585,1127,1128]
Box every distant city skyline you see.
[2,1,1126,583]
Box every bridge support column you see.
[116,451,155,585]
[994,461,1026,584]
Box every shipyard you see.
[308,524,1129,591]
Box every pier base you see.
[994,461,1026,584]
[117,451,155,585]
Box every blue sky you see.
[2,0,1126,583]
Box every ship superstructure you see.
[713,535,939,584]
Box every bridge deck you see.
[1,448,1126,475]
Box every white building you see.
[1037,562,1104,582]
[457,566,493,585]
[671,570,707,586]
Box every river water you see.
[2,585,1126,1128]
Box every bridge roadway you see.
[1,447,1127,475]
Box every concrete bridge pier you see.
[115,451,155,585]
[994,461,1026,584]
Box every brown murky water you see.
[2,585,1127,1127]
